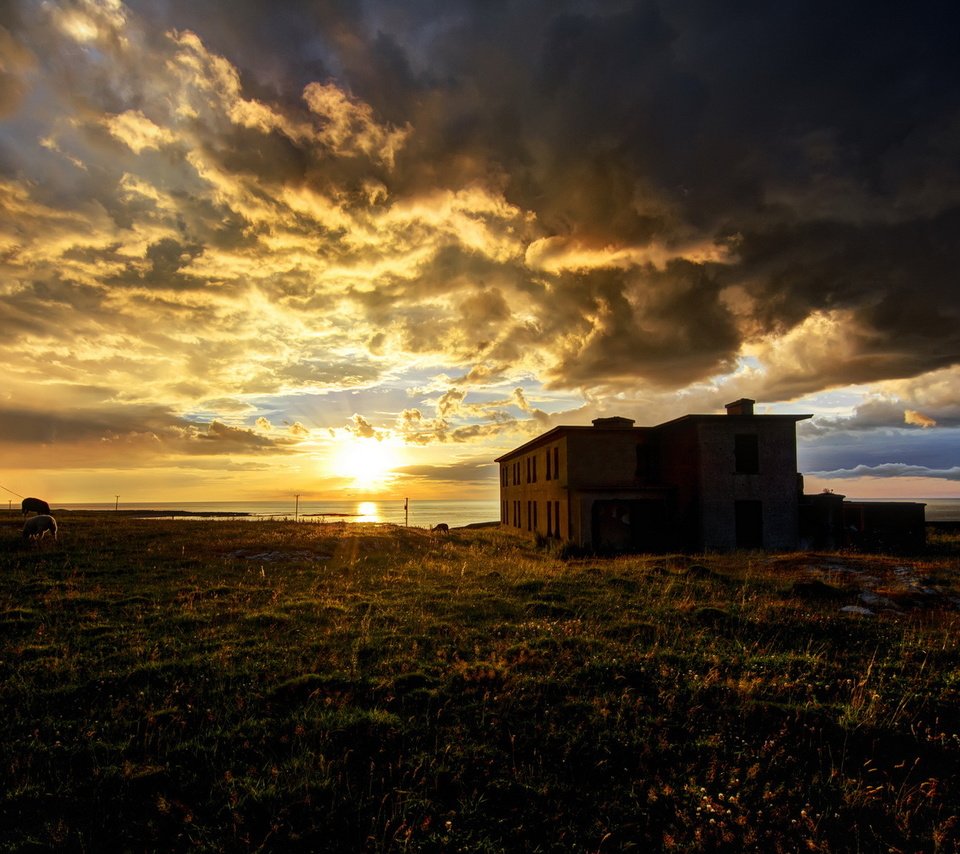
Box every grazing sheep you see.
[431,523,449,533]
[21,497,50,516]
[22,514,58,542]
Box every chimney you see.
[725,398,755,416]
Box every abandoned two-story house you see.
[495,399,925,552]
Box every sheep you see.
[431,523,449,534]
[22,514,58,543]
[21,497,50,516]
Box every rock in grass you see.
[840,605,875,617]
[693,605,735,628]
[684,564,726,581]
[524,600,574,618]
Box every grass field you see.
[2,514,959,852]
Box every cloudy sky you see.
[1,0,958,504]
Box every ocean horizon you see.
[37,496,960,524]
[50,498,502,529]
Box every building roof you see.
[494,406,813,462]
[494,423,651,462]
[654,412,813,430]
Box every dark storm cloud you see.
[0,404,290,457]
[803,398,960,437]
[0,278,110,341]
[394,459,496,485]
[117,0,960,396]
[731,210,960,373]
[540,262,742,389]
[103,237,207,291]
[0,406,128,445]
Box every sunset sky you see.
[1,0,958,504]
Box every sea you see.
[52,497,960,525]
[55,498,502,529]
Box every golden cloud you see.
[103,110,177,153]
[303,81,411,167]
[50,0,128,46]
[524,235,732,274]
[904,409,937,428]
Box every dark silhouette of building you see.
[496,399,925,552]
[797,491,927,552]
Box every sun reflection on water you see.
[356,501,379,521]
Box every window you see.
[735,434,760,474]
[546,449,552,480]
[546,500,561,538]
[533,501,538,531]
[532,456,537,483]
[553,446,560,480]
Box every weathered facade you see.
[496,398,925,552]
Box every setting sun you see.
[329,438,401,491]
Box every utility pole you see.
[405,497,409,527]
[295,494,300,522]
[115,495,119,512]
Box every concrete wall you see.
[499,436,570,540]
[692,419,802,550]
[500,427,660,545]
[565,428,657,487]
[564,428,659,547]
[654,421,703,548]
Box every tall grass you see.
[1,514,959,851]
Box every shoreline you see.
[1,508,501,527]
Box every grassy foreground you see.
[1,515,959,852]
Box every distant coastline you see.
[43,498,503,529]
[8,497,958,525]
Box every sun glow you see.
[330,437,400,490]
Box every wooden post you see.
[115,495,119,512]
[405,497,409,527]
[295,494,300,522]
